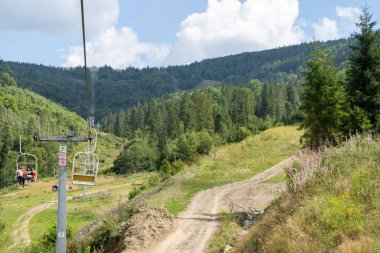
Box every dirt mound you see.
[120,208,176,253]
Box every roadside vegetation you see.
[236,135,380,252]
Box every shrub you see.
[159,160,172,180]
[321,193,363,236]
[148,174,160,187]
[125,205,137,220]
[196,131,213,154]
[172,160,185,174]
[25,225,73,253]
[112,137,158,174]
[128,187,142,200]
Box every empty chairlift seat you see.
[72,151,99,186]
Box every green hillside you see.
[0,78,124,189]
[2,39,349,118]
[236,136,380,252]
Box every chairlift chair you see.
[72,127,99,186]
[16,137,38,182]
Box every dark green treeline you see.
[100,81,303,174]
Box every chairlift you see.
[16,137,38,182]
[72,125,99,186]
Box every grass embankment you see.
[236,136,380,252]
[0,173,153,253]
[148,126,301,215]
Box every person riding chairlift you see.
[31,168,37,181]
[23,169,28,186]
[16,166,24,186]
[27,167,33,182]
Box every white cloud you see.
[63,0,305,68]
[336,6,360,21]
[336,6,361,36]
[165,0,304,65]
[62,26,170,68]
[0,0,119,36]
[312,17,339,41]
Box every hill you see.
[2,39,349,119]
[0,78,124,189]
[53,126,302,253]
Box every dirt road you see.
[8,201,56,251]
[8,184,131,251]
[146,158,292,253]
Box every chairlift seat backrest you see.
[72,151,99,186]
[16,153,38,181]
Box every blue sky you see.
[0,0,379,68]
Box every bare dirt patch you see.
[100,208,176,253]
[144,158,292,253]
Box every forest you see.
[99,80,303,174]
[0,74,88,188]
[2,39,349,119]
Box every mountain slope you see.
[0,82,123,188]
[2,39,349,118]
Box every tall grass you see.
[236,135,380,252]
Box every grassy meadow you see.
[148,126,302,214]
[0,173,153,253]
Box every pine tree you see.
[346,7,380,132]
[300,45,346,149]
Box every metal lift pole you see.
[36,0,91,251]
[34,135,89,253]
[57,144,68,252]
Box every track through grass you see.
[148,126,301,214]
[0,173,152,252]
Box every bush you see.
[148,174,161,187]
[159,160,172,180]
[196,131,213,154]
[125,205,137,220]
[128,187,142,200]
[172,160,185,174]
[112,137,158,174]
[25,225,73,253]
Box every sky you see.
[0,0,379,69]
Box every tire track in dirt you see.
[8,184,132,251]
[146,158,292,253]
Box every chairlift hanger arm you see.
[36,136,89,143]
